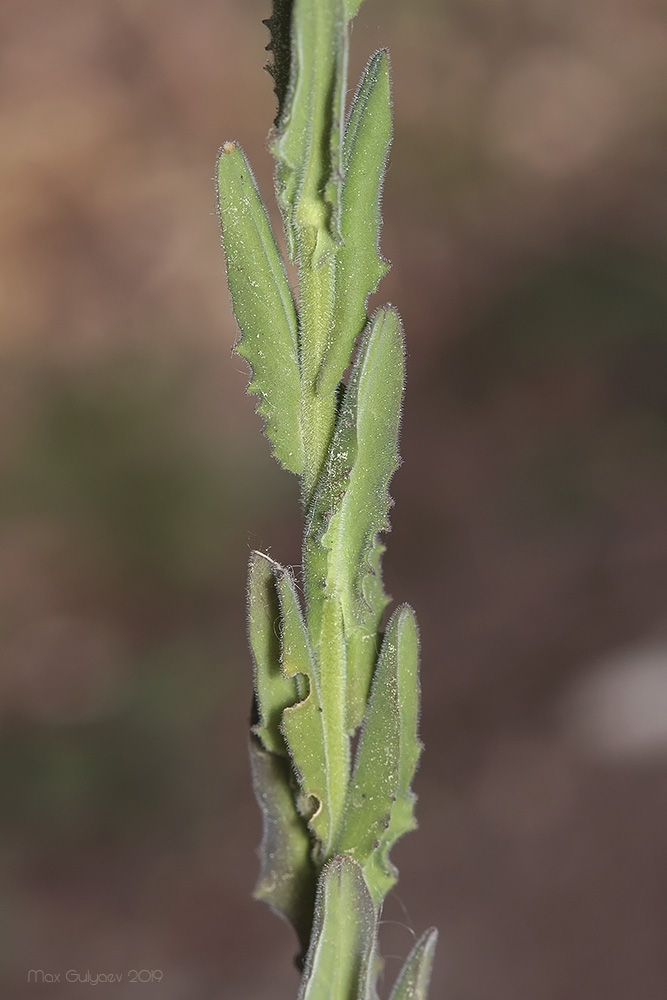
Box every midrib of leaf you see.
[244,193,298,360]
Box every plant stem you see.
[298,242,337,505]
[216,1,438,995]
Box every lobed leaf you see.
[279,571,350,854]
[217,142,303,474]
[247,551,300,756]
[317,50,392,398]
[249,735,316,954]
[388,928,438,1000]
[298,856,377,1000]
[271,0,347,263]
[334,605,422,906]
[304,306,405,731]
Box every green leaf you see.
[271,0,347,263]
[317,50,392,397]
[388,928,438,1000]
[335,605,422,906]
[304,306,405,731]
[298,856,377,1000]
[217,142,303,474]
[247,552,300,756]
[278,570,350,854]
[249,735,317,954]
[344,0,366,20]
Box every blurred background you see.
[1,0,667,997]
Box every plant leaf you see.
[271,0,347,262]
[298,856,377,1000]
[304,306,405,731]
[317,50,392,397]
[278,570,350,854]
[388,928,438,1000]
[334,605,422,906]
[247,552,301,756]
[249,735,317,954]
[344,0,366,20]
[217,142,303,474]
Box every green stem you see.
[298,236,338,506]
[298,235,349,845]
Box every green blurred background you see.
[2,1,667,997]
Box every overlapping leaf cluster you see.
[217,2,437,997]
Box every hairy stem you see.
[217,1,438,996]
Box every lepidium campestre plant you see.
[217,2,437,997]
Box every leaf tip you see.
[388,926,439,1000]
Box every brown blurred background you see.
[2,0,667,997]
